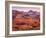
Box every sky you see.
[12,7,40,12]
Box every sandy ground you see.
[12,18,40,31]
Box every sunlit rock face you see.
[12,10,40,31]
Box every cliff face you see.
[12,10,40,31]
